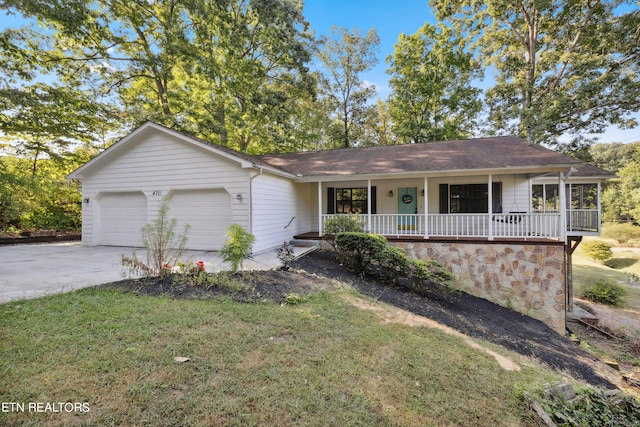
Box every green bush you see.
[334,232,387,273]
[409,259,458,298]
[582,280,625,306]
[378,245,410,283]
[333,232,458,299]
[323,214,365,248]
[581,240,613,262]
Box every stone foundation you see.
[391,240,566,334]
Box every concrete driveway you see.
[0,242,314,304]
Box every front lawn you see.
[0,286,561,426]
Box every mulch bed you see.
[104,248,614,389]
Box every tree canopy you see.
[431,0,640,148]
[386,23,481,143]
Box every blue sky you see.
[304,0,437,98]
[1,1,639,144]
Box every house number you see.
[152,190,163,196]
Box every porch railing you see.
[321,212,568,239]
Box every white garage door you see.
[167,189,232,250]
[99,192,148,247]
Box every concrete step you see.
[289,239,320,248]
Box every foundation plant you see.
[333,231,458,300]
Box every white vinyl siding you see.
[251,175,315,253]
[80,131,250,247]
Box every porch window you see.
[571,184,597,209]
[327,187,377,214]
[439,183,501,213]
[532,184,559,211]
[533,183,597,211]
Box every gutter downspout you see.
[249,166,263,235]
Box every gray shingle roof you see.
[255,136,587,177]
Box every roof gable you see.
[68,122,263,179]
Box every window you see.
[327,187,376,214]
[571,184,597,210]
[532,183,597,211]
[532,184,559,211]
[439,183,501,213]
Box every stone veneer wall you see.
[390,241,566,334]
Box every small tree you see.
[122,198,189,278]
[220,224,255,273]
[142,199,190,277]
[581,240,613,263]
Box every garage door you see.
[167,189,232,250]
[99,192,148,247]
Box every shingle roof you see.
[255,136,586,177]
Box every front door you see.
[397,187,417,230]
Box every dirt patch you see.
[103,249,615,389]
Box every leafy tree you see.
[2,0,316,153]
[432,0,640,147]
[0,150,91,231]
[362,99,398,146]
[317,26,380,148]
[386,23,481,143]
[589,142,640,174]
[0,83,118,174]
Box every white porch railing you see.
[321,212,566,239]
[567,209,600,232]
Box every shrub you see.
[220,224,255,273]
[334,232,387,273]
[409,259,459,299]
[323,215,365,248]
[581,240,613,262]
[582,280,625,306]
[378,245,410,283]
[276,242,295,271]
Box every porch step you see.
[289,239,320,248]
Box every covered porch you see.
[312,172,601,241]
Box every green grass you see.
[573,238,640,316]
[0,287,562,426]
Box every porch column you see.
[597,181,602,233]
[559,172,567,240]
[423,176,429,239]
[367,179,372,233]
[318,181,323,236]
[488,174,494,240]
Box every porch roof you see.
[256,136,585,179]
